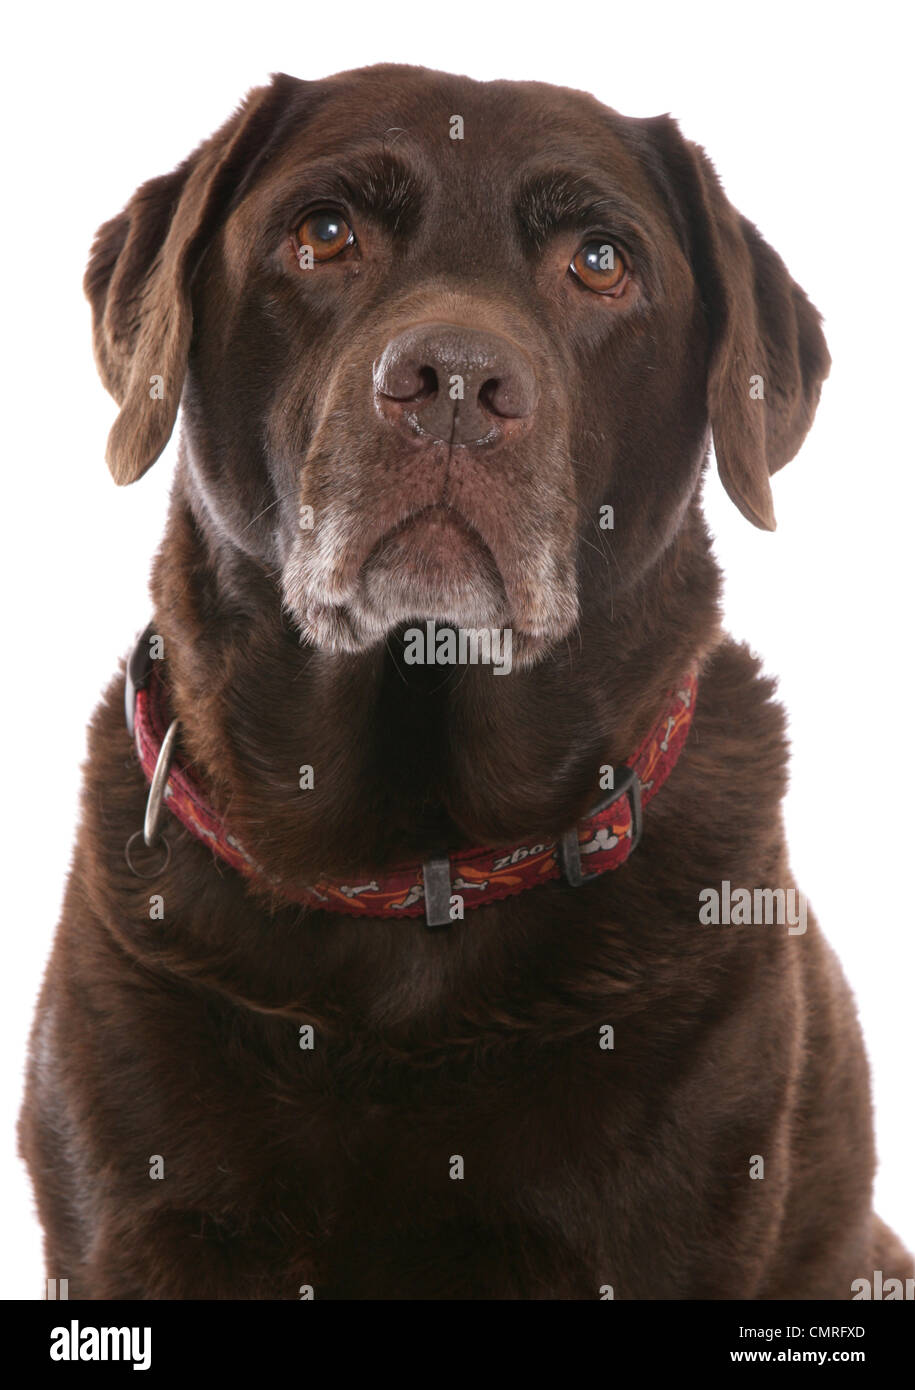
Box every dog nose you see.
[373,323,537,446]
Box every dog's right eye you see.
[294,210,355,262]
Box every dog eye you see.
[570,240,627,294]
[295,209,355,262]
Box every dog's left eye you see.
[570,240,627,295]
[294,209,355,262]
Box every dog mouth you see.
[281,467,581,666]
[357,505,507,628]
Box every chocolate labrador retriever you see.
[20,64,912,1300]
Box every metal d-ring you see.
[125,829,171,879]
[125,718,179,879]
[143,718,180,847]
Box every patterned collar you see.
[125,625,697,927]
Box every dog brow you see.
[515,170,647,247]
[313,150,423,232]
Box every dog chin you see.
[294,600,554,671]
[358,536,507,625]
[298,566,507,656]
[282,508,580,667]
[290,571,562,669]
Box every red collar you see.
[126,628,697,926]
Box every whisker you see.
[239,488,300,536]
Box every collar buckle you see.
[558,765,643,888]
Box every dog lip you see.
[363,504,500,574]
[353,503,509,632]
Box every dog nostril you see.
[479,375,531,420]
[478,379,500,414]
[415,366,438,401]
[377,360,439,404]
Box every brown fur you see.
[20,65,912,1299]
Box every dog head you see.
[86,66,829,669]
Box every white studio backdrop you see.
[1,0,911,1298]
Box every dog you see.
[20,64,912,1300]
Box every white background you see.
[1,0,912,1298]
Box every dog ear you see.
[638,116,831,530]
[85,74,300,485]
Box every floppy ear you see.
[639,116,831,530]
[85,74,299,485]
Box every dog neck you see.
[149,457,722,888]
